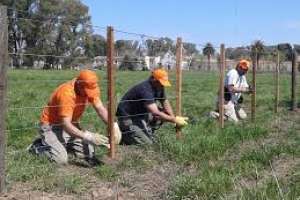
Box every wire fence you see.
[1,6,300,185]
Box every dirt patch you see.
[0,146,179,200]
[222,113,298,164]
[116,161,178,199]
[236,155,300,190]
[0,183,76,200]
[272,155,299,181]
[224,112,300,195]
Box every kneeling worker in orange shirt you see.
[29,70,121,165]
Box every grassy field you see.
[3,70,300,199]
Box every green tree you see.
[225,47,250,60]
[183,42,198,55]
[119,54,144,71]
[115,40,139,57]
[84,34,106,58]
[251,40,265,71]
[278,43,293,61]
[146,37,175,57]
[2,0,93,68]
[202,43,215,71]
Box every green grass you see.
[116,149,158,172]
[5,69,300,198]
[238,172,300,200]
[156,122,269,164]
[168,166,233,199]
[33,174,88,194]
[95,165,119,182]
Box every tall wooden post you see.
[275,50,280,113]
[175,37,183,139]
[107,26,116,158]
[219,44,225,128]
[0,6,8,193]
[291,49,297,111]
[251,51,257,122]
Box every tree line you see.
[1,0,298,69]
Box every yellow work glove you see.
[174,116,189,127]
[83,131,109,148]
[113,122,122,145]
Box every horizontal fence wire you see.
[8,52,87,59]
[6,97,180,111]
[6,126,154,157]
[5,16,107,30]
[5,111,102,133]
[5,113,154,135]
[195,43,221,49]
[7,82,284,111]
[115,29,161,40]
[6,99,277,134]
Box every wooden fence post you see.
[251,50,257,122]
[107,26,116,158]
[291,49,297,111]
[219,44,225,128]
[275,50,280,113]
[0,5,8,193]
[175,37,183,139]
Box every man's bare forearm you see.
[62,118,85,139]
[94,101,108,124]
[163,99,175,116]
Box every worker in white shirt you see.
[210,59,253,122]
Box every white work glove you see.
[113,122,122,145]
[239,87,250,93]
[83,130,110,148]
[174,116,189,128]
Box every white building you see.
[161,50,176,69]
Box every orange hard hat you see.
[238,59,250,71]
[152,68,171,87]
[77,70,99,98]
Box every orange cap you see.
[238,59,250,71]
[77,70,99,98]
[152,68,171,87]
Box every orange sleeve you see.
[57,91,75,118]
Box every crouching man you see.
[210,59,253,122]
[116,68,188,145]
[29,70,120,165]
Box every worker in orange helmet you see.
[28,70,121,165]
[116,68,188,145]
[210,59,253,122]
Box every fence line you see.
[6,87,282,112]
[1,7,299,194]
